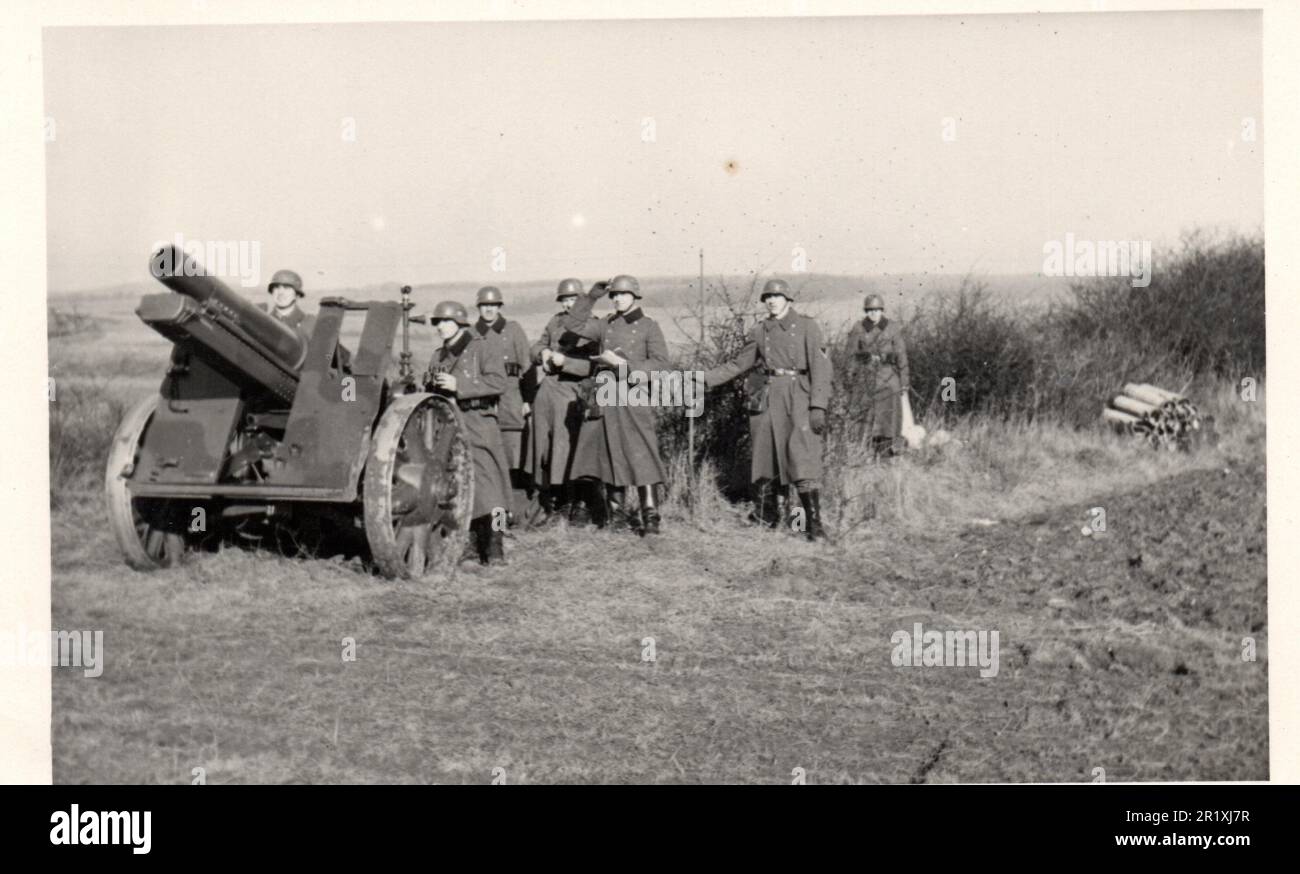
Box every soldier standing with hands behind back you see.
[703,279,833,542]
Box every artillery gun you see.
[104,245,473,579]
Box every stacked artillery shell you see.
[1101,383,1205,451]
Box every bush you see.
[882,278,1038,423]
[661,274,770,500]
[664,230,1264,485]
[1032,232,1264,425]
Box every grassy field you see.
[49,293,1267,783]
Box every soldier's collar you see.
[769,306,796,328]
[475,316,505,335]
[446,329,473,357]
[612,307,644,324]
[864,316,889,331]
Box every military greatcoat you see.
[428,330,512,522]
[474,317,532,433]
[525,311,600,487]
[844,316,910,440]
[562,297,669,487]
[704,308,832,485]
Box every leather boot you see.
[572,478,600,525]
[780,484,799,533]
[486,527,508,566]
[537,486,562,527]
[459,518,487,566]
[638,484,661,536]
[798,487,829,543]
[605,485,630,532]
[568,481,595,527]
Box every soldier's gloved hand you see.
[588,281,610,301]
[809,408,827,435]
[433,373,458,393]
[522,402,531,417]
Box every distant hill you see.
[48,272,1074,346]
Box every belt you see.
[457,397,498,412]
[765,368,808,376]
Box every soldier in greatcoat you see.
[525,278,603,524]
[845,293,910,456]
[557,275,670,535]
[472,286,534,524]
[703,279,833,541]
[426,300,513,566]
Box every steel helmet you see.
[475,286,504,307]
[268,269,304,297]
[863,294,885,311]
[431,300,471,326]
[607,274,642,299]
[556,278,583,300]
[760,279,791,301]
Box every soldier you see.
[473,286,534,524]
[263,269,315,341]
[845,293,910,457]
[425,300,513,567]
[525,278,602,523]
[559,275,669,535]
[262,268,353,370]
[703,279,832,542]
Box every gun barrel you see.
[150,244,307,372]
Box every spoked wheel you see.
[363,393,474,580]
[105,395,195,570]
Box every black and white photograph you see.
[5,0,1290,810]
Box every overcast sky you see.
[43,11,1261,292]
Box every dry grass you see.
[52,379,1265,783]
[48,273,1267,783]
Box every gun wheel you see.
[364,393,473,580]
[105,395,195,570]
